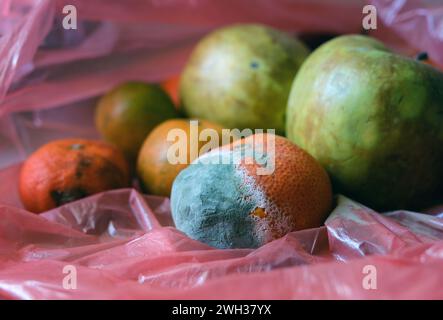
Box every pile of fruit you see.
[19,24,443,249]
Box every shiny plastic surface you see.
[0,0,443,299]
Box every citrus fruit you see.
[180,24,309,134]
[287,36,443,211]
[171,133,333,248]
[137,119,225,197]
[19,138,130,213]
[95,81,179,162]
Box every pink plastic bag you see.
[1,0,443,299]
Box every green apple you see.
[180,24,309,134]
[286,35,443,211]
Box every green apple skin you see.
[180,24,309,135]
[286,35,443,211]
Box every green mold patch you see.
[171,146,278,249]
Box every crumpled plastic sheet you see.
[1,187,443,299]
[1,0,443,299]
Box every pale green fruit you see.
[287,35,443,211]
[180,24,309,134]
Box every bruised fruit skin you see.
[180,24,309,134]
[19,139,130,213]
[171,134,332,249]
[137,119,224,197]
[95,82,179,162]
[286,35,443,211]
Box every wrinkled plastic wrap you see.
[1,0,443,299]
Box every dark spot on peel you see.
[97,157,128,188]
[250,61,259,69]
[50,188,88,206]
[75,156,92,179]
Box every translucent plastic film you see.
[1,0,443,299]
